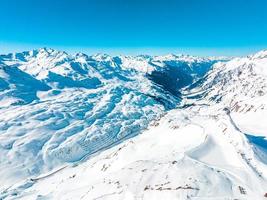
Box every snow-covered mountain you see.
[0,49,267,199]
[0,48,218,188]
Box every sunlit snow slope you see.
[0,48,219,191]
[1,49,267,199]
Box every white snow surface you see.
[0,48,217,189]
[0,49,267,199]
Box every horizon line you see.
[0,42,266,57]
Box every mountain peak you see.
[35,47,68,57]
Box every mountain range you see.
[0,48,266,199]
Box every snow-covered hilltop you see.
[0,49,267,199]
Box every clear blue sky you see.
[0,0,267,56]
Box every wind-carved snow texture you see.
[0,48,219,187]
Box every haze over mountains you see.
[0,48,267,199]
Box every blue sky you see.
[0,0,267,56]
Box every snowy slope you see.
[1,49,267,199]
[184,50,267,135]
[0,48,218,191]
[2,101,267,200]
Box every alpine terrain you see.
[0,48,267,200]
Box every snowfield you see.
[0,48,267,199]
